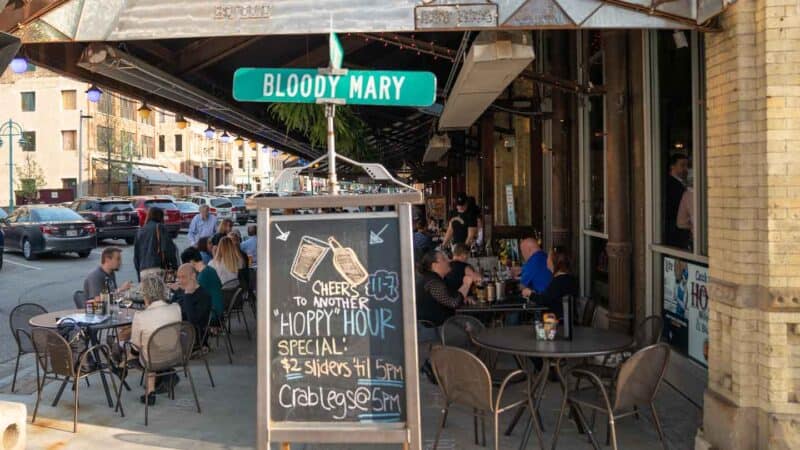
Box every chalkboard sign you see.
[258,207,421,449]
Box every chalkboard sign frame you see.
[256,203,421,450]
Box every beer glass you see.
[290,236,330,282]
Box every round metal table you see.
[472,326,633,450]
[29,309,135,408]
[29,309,134,330]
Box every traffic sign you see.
[329,32,343,70]
[232,68,437,107]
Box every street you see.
[0,226,248,364]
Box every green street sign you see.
[232,68,437,107]
[330,32,343,70]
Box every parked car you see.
[0,205,96,260]
[248,191,280,219]
[225,196,249,225]
[186,195,234,221]
[128,196,181,238]
[174,201,200,231]
[69,197,139,244]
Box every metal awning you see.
[132,167,205,187]
[8,0,732,43]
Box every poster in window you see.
[662,256,708,367]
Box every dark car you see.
[225,196,249,225]
[0,205,96,260]
[248,191,280,219]
[70,197,139,244]
[175,201,200,231]
[129,196,181,238]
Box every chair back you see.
[179,322,197,365]
[634,315,663,350]
[613,343,670,411]
[580,297,597,327]
[31,327,75,378]
[10,303,47,353]
[430,345,494,412]
[144,322,184,371]
[440,315,485,350]
[73,290,86,309]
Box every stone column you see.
[698,0,800,448]
[603,31,632,333]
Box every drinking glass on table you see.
[119,295,134,320]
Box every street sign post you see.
[329,32,343,70]
[233,68,436,107]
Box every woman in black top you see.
[416,250,475,326]
[537,248,579,320]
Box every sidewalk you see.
[0,317,700,450]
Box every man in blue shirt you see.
[240,225,257,264]
[188,205,217,246]
[520,237,552,297]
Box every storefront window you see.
[656,30,695,252]
[586,31,605,233]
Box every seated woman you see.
[536,248,579,320]
[209,236,244,285]
[415,250,476,327]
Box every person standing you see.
[665,153,691,249]
[519,237,552,297]
[84,247,132,301]
[187,205,217,247]
[441,193,477,248]
[133,206,178,281]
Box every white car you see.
[185,195,234,220]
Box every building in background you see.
[0,66,284,205]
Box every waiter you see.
[441,193,477,248]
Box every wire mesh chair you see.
[30,327,120,432]
[189,314,216,387]
[73,291,86,309]
[116,321,201,425]
[579,297,597,327]
[440,315,485,350]
[216,281,241,364]
[430,345,527,450]
[553,343,671,450]
[9,303,47,393]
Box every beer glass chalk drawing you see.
[290,236,330,282]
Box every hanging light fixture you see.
[137,101,152,120]
[272,149,279,158]
[86,84,103,103]
[175,114,189,129]
[234,135,245,147]
[10,57,28,74]
[204,125,215,139]
[397,161,413,179]
[248,140,257,150]
[220,131,232,143]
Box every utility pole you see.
[77,110,93,198]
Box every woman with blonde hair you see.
[209,236,244,285]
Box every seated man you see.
[519,237,552,298]
[180,246,224,320]
[171,263,212,340]
[444,244,476,294]
[83,247,132,301]
[130,276,181,405]
[240,225,258,265]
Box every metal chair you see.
[9,303,47,393]
[553,343,671,450]
[116,321,201,425]
[579,297,597,327]
[440,315,485,350]
[430,345,527,450]
[73,290,86,309]
[30,327,120,432]
[190,314,216,387]
[216,281,241,363]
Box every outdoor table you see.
[29,309,135,408]
[472,326,633,450]
[456,301,547,314]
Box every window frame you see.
[61,90,77,110]
[174,134,183,152]
[61,130,77,151]
[21,131,36,152]
[20,91,36,112]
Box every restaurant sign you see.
[232,68,436,107]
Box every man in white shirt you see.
[130,276,181,404]
[187,205,217,246]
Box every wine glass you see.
[119,299,134,320]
